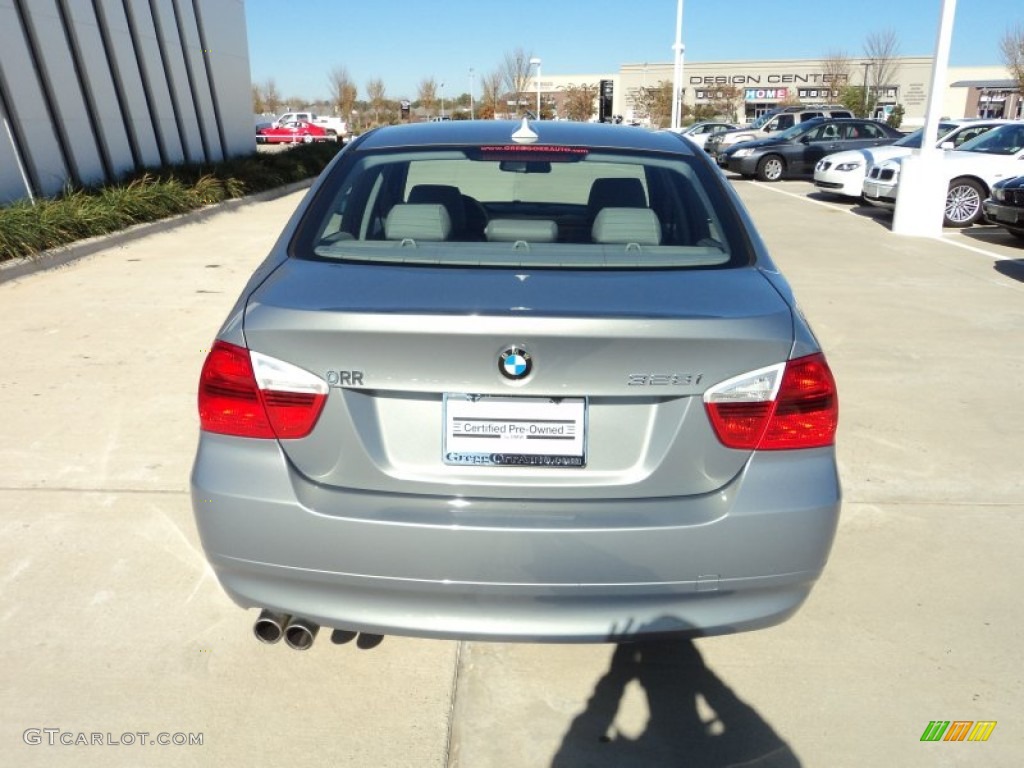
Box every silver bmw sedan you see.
[191,119,840,649]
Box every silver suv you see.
[707,106,854,163]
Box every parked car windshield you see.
[750,112,777,129]
[771,121,819,142]
[894,122,958,148]
[956,123,1024,155]
[293,144,751,270]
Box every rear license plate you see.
[443,395,587,467]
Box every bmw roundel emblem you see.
[498,346,532,380]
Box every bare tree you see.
[709,85,744,122]
[820,49,852,102]
[251,82,266,114]
[418,77,438,118]
[366,78,387,125]
[864,29,901,96]
[633,81,674,128]
[327,67,358,123]
[262,78,282,115]
[1001,23,1024,97]
[479,69,504,119]
[561,83,599,122]
[778,90,803,107]
[501,47,535,116]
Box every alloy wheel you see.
[944,179,983,227]
[757,156,785,182]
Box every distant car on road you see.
[256,120,334,145]
[864,121,1024,227]
[721,117,903,181]
[191,119,841,647]
[983,175,1024,241]
[812,120,1008,199]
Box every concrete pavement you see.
[0,179,1021,767]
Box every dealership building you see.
[536,56,1020,127]
[0,0,254,205]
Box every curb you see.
[0,179,313,286]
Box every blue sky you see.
[244,0,1021,101]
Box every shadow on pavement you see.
[805,191,854,205]
[801,190,895,230]
[953,227,1024,281]
[551,638,800,768]
[959,225,1024,245]
[846,204,894,229]
[994,259,1024,282]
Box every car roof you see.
[799,117,879,125]
[352,119,699,154]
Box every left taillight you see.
[198,340,328,439]
[703,353,838,450]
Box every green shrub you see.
[0,143,342,262]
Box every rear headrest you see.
[384,204,451,241]
[407,184,466,233]
[592,207,662,246]
[587,177,647,213]
[485,219,558,243]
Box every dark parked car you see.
[721,118,904,181]
[191,119,840,648]
[983,175,1024,241]
[705,106,854,161]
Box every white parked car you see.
[813,120,1008,199]
[863,122,1024,227]
[672,121,738,150]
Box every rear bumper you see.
[191,434,841,642]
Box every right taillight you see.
[704,354,838,450]
[198,340,328,439]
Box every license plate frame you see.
[442,394,587,468]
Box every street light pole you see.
[530,57,542,118]
[469,68,475,120]
[862,62,871,116]
[440,81,445,118]
[671,0,685,130]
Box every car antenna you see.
[511,117,538,144]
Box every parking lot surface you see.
[1,177,1021,767]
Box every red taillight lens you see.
[704,354,838,450]
[198,341,327,439]
[761,355,838,449]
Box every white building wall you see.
[543,58,1015,128]
[0,0,253,205]
[942,65,1013,119]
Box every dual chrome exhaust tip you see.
[253,610,382,651]
[253,609,318,651]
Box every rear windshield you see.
[291,143,752,269]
